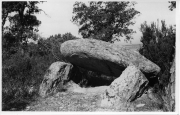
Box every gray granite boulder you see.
[100,65,149,111]
[60,39,160,78]
[39,61,73,97]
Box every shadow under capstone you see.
[70,65,116,87]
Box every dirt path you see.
[25,86,164,112]
[26,86,116,111]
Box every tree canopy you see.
[2,1,43,47]
[139,20,175,90]
[72,1,140,42]
[168,1,176,11]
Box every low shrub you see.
[2,44,57,110]
[139,20,175,111]
[2,32,78,111]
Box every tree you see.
[8,14,41,43]
[169,1,176,11]
[61,32,79,42]
[37,32,79,61]
[2,2,42,32]
[139,20,175,91]
[72,1,140,42]
[2,1,45,57]
[2,1,43,48]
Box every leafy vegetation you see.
[2,32,79,111]
[139,20,175,111]
[168,1,176,11]
[2,2,45,110]
[138,3,176,111]
[2,2,43,44]
[2,47,53,110]
[139,20,175,90]
[72,1,140,42]
[2,2,79,110]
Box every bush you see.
[2,32,79,111]
[139,20,175,110]
[2,44,57,110]
[139,21,176,111]
[2,51,47,110]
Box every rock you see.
[136,103,145,108]
[147,87,164,109]
[65,80,108,94]
[25,106,31,111]
[169,57,175,111]
[65,80,85,93]
[60,39,160,78]
[39,61,73,97]
[100,65,149,111]
[163,57,175,111]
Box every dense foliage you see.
[2,1,43,44]
[2,31,78,110]
[168,1,176,11]
[2,3,79,110]
[139,20,175,91]
[72,1,140,42]
[2,45,55,110]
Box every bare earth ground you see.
[25,85,163,112]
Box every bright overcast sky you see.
[35,0,176,44]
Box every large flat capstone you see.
[60,39,160,77]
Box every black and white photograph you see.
[1,0,178,113]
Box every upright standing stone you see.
[100,65,149,111]
[39,61,73,97]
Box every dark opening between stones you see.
[70,65,116,87]
[69,65,159,89]
[143,72,159,87]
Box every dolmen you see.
[60,39,160,77]
[39,38,161,111]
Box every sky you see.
[35,0,176,45]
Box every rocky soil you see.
[25,86,164,112]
